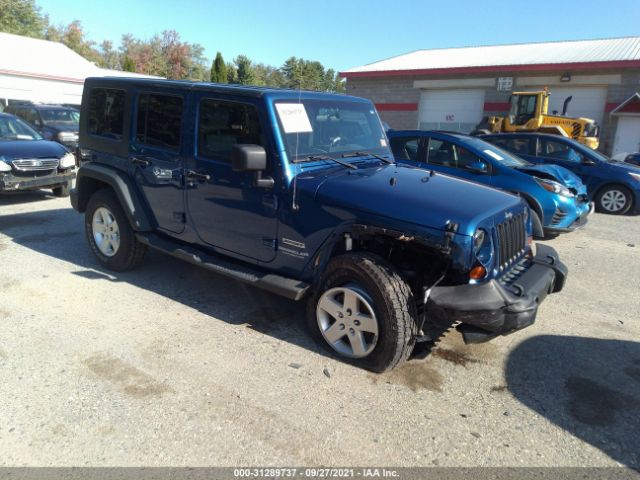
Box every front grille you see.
[551,208,568,226]
[496,213,527,272]
[11,158,59,172]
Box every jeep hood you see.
[299,164,523,236]
[0,140,68,160]
[516,164,582,188]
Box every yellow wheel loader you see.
[473,89,600,149]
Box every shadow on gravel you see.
[506,335,640,470]
[0,207,325,363]
[0,207,454,367]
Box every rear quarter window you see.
[88,88,126,140]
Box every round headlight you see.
[473,229,486,253]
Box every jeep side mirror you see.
[231,144,267,172]
[466,160,488,174]
[231,144,274,188]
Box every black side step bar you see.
[135,233,310,301]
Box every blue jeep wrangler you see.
[71,78,567,372]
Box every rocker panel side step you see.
[136,233,310,301]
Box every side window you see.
[198,99,264,161]
[426,139,455,167]
[389,136,420,161]
[136,93,183,151]
[540,140,583,163]
[88,88,126,140]
[426,139,481,170]
[490,137,530,155]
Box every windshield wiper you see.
[342,151,394,165]
[306,155,357,170]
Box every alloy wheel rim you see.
[601,190,627,212]
[316,284,379,359]
[92,207,120,257]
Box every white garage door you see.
[612,116,640,158]
[418,89,485,133]
[523,87,607,125]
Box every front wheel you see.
[596,185,633,215]
[307,253,417,372]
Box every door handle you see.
[185,170,211,182]
[131,156,151,167]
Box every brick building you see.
[341,37,640,156]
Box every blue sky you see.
[37,0,640,72]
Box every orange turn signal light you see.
[469,264,487,280]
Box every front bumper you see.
[0,169,76,192]
[429,244,567,343]
[545,201,594,233]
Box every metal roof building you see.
[0,32,157,108]
[342,37,640,156]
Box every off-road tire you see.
[85,188,147,271]
[307,252,417,372]
[595,185,633,215]
[52,181,71,197]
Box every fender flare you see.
[73,163,153,231]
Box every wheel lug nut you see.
[337,312,344,318]
[354,320,360,326]
[338,324,345,330]
[349,328,355,335]
[346,309,352,316]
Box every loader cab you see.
[507,92,547,127]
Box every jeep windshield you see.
[273,99,390,163]
[0,116,43,141]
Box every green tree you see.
[122,55,136,72]
[235,55,255,85]
[0,0,46,37]
[210,52,227,83]
[226,61,237,83]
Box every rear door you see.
[129,90,187,234]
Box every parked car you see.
[0,112,76,196]
[387,130,592,238]
[71,77,567,372]
[481,133,640,215]
[625,153,640,167]
[4,103,79,149]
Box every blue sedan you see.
[481,133,640,215]
[387,130,592,238]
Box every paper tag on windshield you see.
[275,103,313,134]
[483,149,504,161]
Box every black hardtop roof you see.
[85,77,358,103]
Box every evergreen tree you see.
[235,55,254,85]
[210,52,227,83]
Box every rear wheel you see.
[307,253,417,372]
[52,181,71,197]
[596,185,632,215]
[85,188,147,271]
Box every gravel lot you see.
[0,191,639,468]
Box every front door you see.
[536,138,598,190]
[129,90,187,234]
[186,96,278,263]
